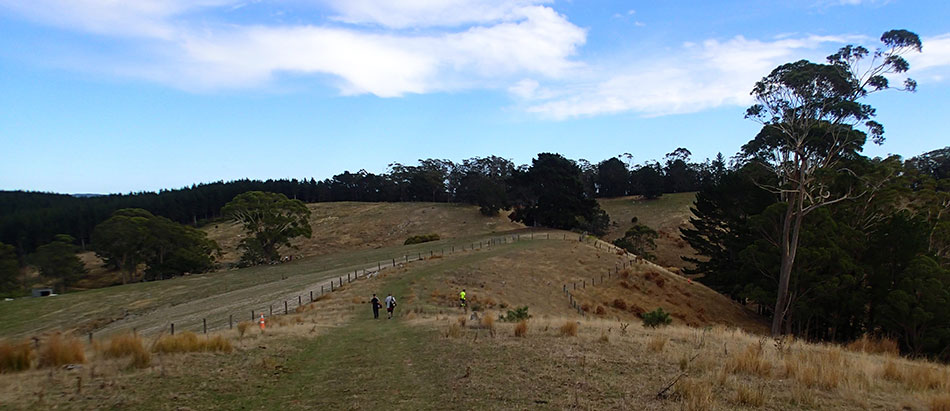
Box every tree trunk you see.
[771,184,806,337]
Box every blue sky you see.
[1,0,948,194]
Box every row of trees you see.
[1,151,722,257]
[683,29,950,359]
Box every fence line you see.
[92,230,605,339]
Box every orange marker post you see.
[259,313,266,330]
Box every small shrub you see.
[580,303,591,312]
[0,340,34,373]
[559,321,578,337]
[153,332,233,354]
[38,333,86,368]
[612,299,627,310]
[237,321,251,338]
[642,308,672,328]
[500,306,530,322]
[404,234,440,245]
[514,320,528,337]
[647,335,667,352]
[654,277,665,288]
[594,305,606,316]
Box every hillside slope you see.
[599,193,698,270]
[205,201,523,264]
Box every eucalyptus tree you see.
[743,29,922,336]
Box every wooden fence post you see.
[88,332,93,343]
[393,258,396,266]
[299,295,302,305]
[284,301,288,315]
[203,318,207,334]
[252,310,255,321]
[270,305,273,316]
[310,291,313,302]
[170,323,175,335]
[230,314,233,329]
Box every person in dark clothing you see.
[370,293,381,319]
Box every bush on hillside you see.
[404,234,440,245]
[642,308,673,328]
[500,306,531,322]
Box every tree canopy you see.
[222,191,312,266]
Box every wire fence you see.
[88,231,607,341]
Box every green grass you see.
[0,229,559,338]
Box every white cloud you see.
[520,35,856,119]
[908,34,950,82]
[320,0,552,28]
[0,1,584,97]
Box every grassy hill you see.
[599,192,698,271]
[1,235,946,410]
[205,201,524,265]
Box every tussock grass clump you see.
[103,333,150,367]
[0,340,34,373]
[456,316,467,327]
[735,382,766,406]
[675,377,715,411]
[612,299,627,310]
[904,364,950,391]
[237,321,251,338]
[559,321,578,337]
[845,334,899,356]
[514,320,527,337]
[783,348,847,389]
[153,332,233,354]
[647,335,667,352]
[931,394,950,411]
[446,323,462,339]
[594,305,606,316]
[727,341,771,377]
[481,315,495,334]
[38,333,86,368]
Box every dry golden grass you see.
[514,320,527,337]
[735,381,766,406]
[38,333,86,368]
[0,341,33,373]
[102,333,151,368]
[845,334,899,356]
[676,376,715,411]
[559,321,578,337]
[647,334,667,352]
[445,323,462,339]
[481,315,495,333]
[236,321,251,338]
[153,332,233,354]
[727,340,771,377]
[456,316,467,327]
[931,394,950,411]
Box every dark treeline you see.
[683,146,950,359]
[0,149,720,257]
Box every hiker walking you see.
[370,293,381,319]
[385,293,397,319]
[459,289,467,309]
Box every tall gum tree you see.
[742,30,922,336]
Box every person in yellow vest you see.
[459,289,467,308]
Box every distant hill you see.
[599,192,698,271]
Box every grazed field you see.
[2,237,946,410]
[599,193,698,271]
[205,201,524,264]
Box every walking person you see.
[385,293,397,319]
[459,289,467,309]
[370,293,381,319]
